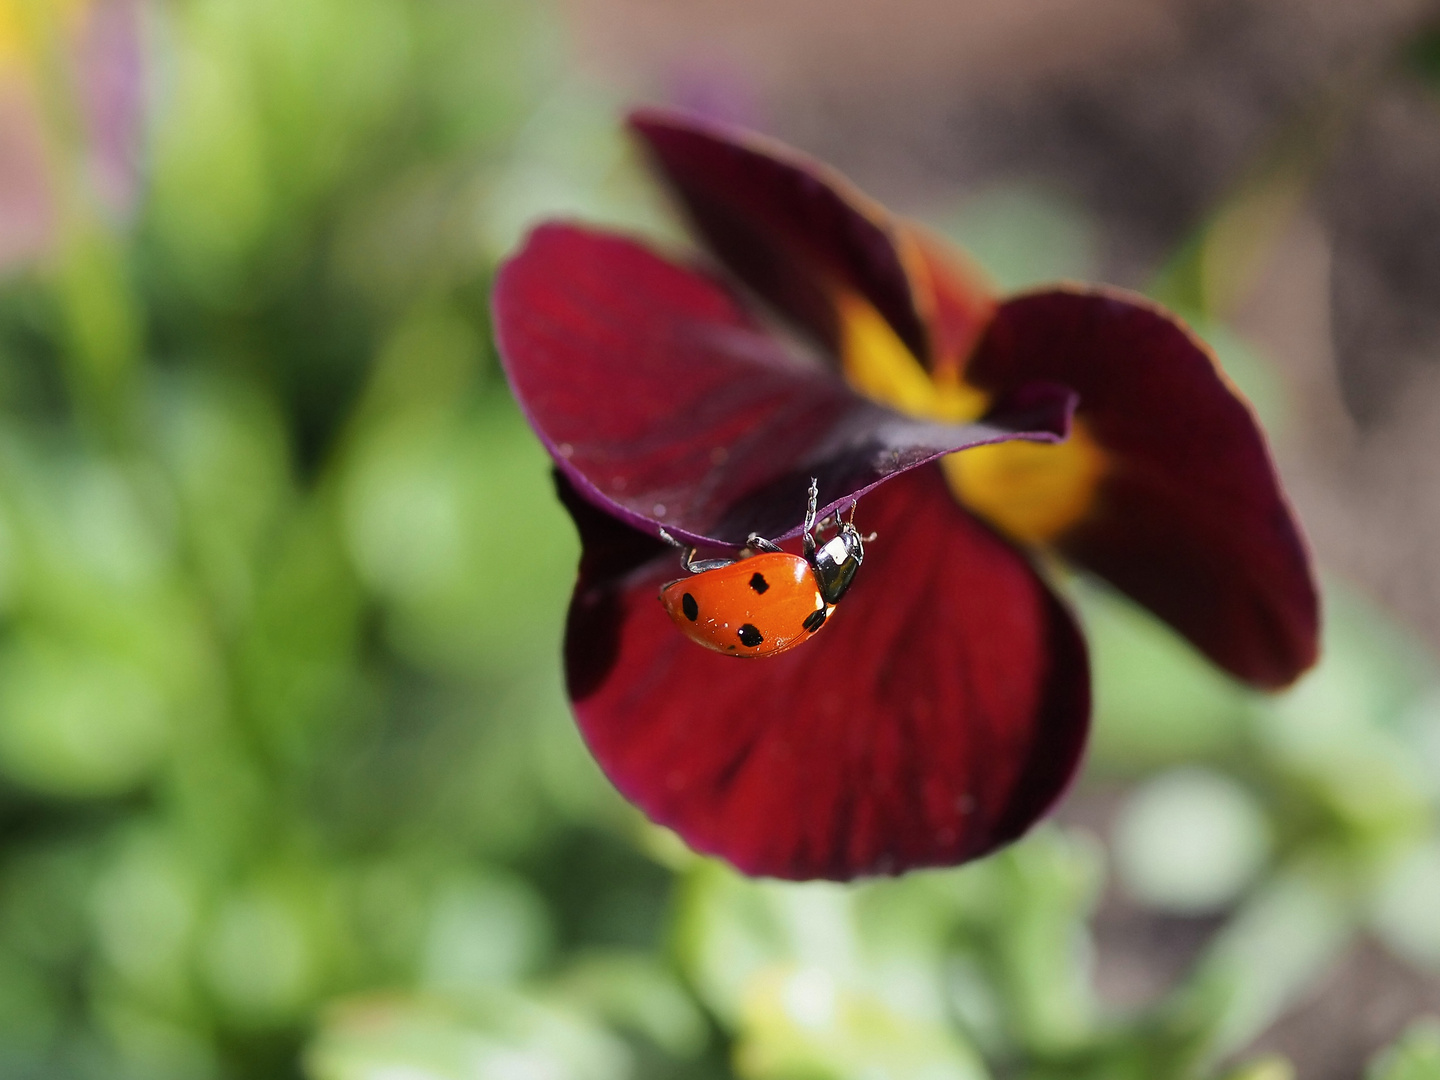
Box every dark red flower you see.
[492,110,1318,881]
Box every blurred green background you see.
[3,1,1440,1078]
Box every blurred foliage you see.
[1405,22,1440,88]
[1,2,1440,1079]
[1367,1021,1440,1080]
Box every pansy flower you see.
[492,110,1318,882]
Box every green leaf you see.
[305,991,631,1080]
[551,951,708,1059]
[1404,25,1440,87]
[1368,1020,1440,1080]
[1165,858,1358,1060]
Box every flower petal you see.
[630,109,996,372]
[494,223,1072,548]
[561,465,1091,881]
[961,287,1319,689]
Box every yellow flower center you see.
[837,290,1104,546]
[836,291,988,423]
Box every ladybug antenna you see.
[846,501,874,542]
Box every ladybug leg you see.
[659,527,735,573]
[745,534,784,554]
[802,476,819,560]
[803,478,820,532]
[681,548,734,573]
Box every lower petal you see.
[561,466,1090,881]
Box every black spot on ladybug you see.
[737,623,764,647]
[802,608,827,633]
[681,593,699,622]
[749,572,769,594]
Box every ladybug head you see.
[811,520,865,605]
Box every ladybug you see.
[658,479,866,657]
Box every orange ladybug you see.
[659,480,866,657]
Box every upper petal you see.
[630,108,996,374]
[493,223,1071,547]
[561,465,1091,882]
[959,287,1319,689]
